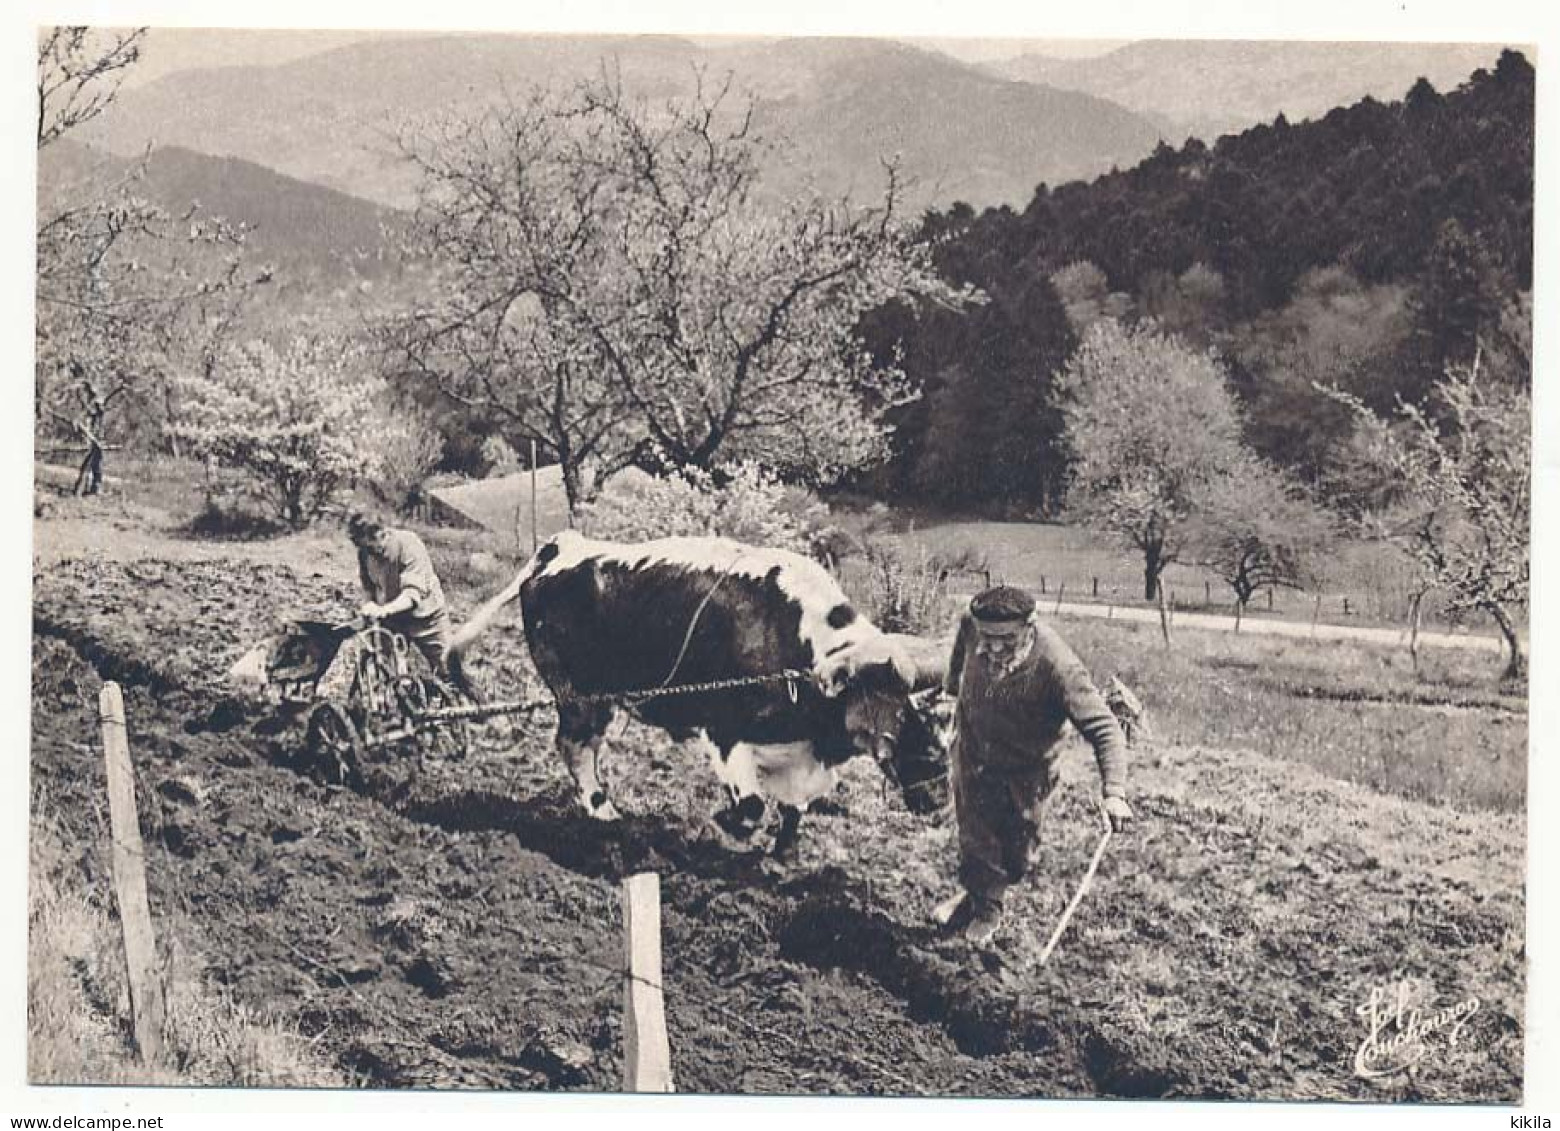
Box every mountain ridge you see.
[989,39,1511,141]
[76,33,1171,212]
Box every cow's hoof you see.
[713,807,760,841]
[586,793,621,821]
[713,794,766,841]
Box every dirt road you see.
[953,595,1507,654]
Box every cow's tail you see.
[446,542,552,694]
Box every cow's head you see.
[227,620,356,697]
[815,634,950,815]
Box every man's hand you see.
[358,601,384,620]
[1102,795,1135,833]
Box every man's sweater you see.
[945,614,1128,799]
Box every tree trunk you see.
[1142,540,1163,602]
[1488,601,1525,681]
[74,443,104,496]
[163,383,183,459]
[561,459,583,519]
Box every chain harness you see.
[407,666,815,726]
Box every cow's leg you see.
[557,701,619,820]
[744,741,834,862]
[771,804,804,863]
[706,739,767,841]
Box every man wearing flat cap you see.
[933,585,1135,944]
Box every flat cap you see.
[969,585,1036,624]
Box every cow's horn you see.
[883,633,950,692]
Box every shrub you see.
[365,411,445,515]
[842,539,959,635]
[579,464,830,554]
[480,434,520,477]
[169,336,384,527]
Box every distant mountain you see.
[75,33,1170,212]
[718,38,1168,205]
[990,39,1509,141]
[37,137,403,281]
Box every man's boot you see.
[964,897,1006,946]
[931,890,972,929]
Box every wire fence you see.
[938,565,1513,642]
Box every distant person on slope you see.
[932,585,1135,945]
[347,510,451,675]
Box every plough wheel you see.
[414,676,469,761]
[305,702,363,786]
[353,646,400,720]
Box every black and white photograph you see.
[12,0,1554,1119]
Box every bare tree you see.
[36,26,265,486]
[1189,452,1334,617]
[390,69,963,510]
[384,275,639,513]
[1057,319,1250,600]
[1326,346,1530,679]
[37,27,145,149]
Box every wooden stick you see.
[622,873,674,1093]
[1156,581,1171,647]
[99,683,166,1066]
[1039,823,1114,967]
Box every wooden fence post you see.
[1408,590,1425,672]
[1156,581,1172,648]
[1311,594,1323,638]
[1054,582,1065,614]
[99,683,166,1067]
[622,873,674,1093]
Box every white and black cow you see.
[448,530,950,859]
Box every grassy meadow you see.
[1044,614,1526,814]
[859,511,1511,638]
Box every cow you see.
[447,530,951,860]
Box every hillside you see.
[990,39,1510,141]
[730,38,1166,206]
[864,51,1534,511]
[37,137,404,282]
[27,490,1525,1099]
[76,33,1168,212]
